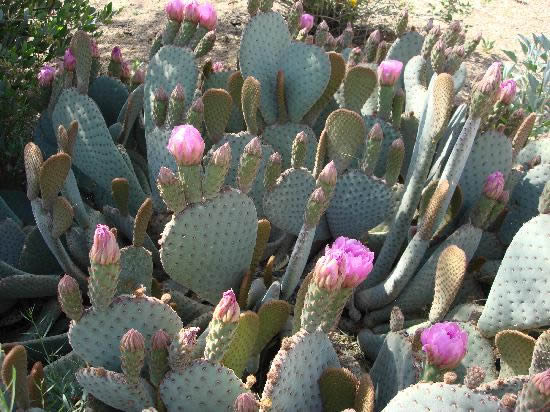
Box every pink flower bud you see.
[151,329,171,350]
[212,61,225,72]
[183,0,200,22]
[244,137,262,157]
[532,369,550,396]
[421,322,468,370]
[368,29,381,44]
[326,236,374,288]
[310,186,327,204]
[121,60,131,80]
[299,13,314,33]
[64,49,76,71]
[270,152,282,165]
[155,87,169,101]
[132,67,146,84]
[171,83,185,101]
[89,224,120,265]
[212,142,231,167]
[234,392,259,412]
[313,255,343,291]
[111,46,123,63]
[498,190,510,205]
[90,39,100,58]
[197,3,217,30]
[38,65,56,87]
[180,326,200,345]
[213,289,240,322]
[165,0,184,22]
[158,166,178,185]
[377,60,403,86]
[58,274,80,298]
[167,124,205,166]
[483,171,505,200]
[478,61,502,94]
[318,161,337,187]
[120,329,145,352]
[191,97,204,113]
[497,79,517,105]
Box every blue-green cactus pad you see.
[477,375,530,398]
[261,329,340,411]
[239,12,330,124]
[209,132,273,217]
[144,127,176,210]
[386,31,425,89]
[499,163,550,244]
[453,322,497,383]
[160,188,257,304]
[88,76,129,126]
[117,246,153,295]
[517,137,550,165]
[0,218,25,267]
[261,123,317,171]
[262,168,331,240]
[69,295,183,370]
[160,359,248,411]
[459,130,512,211]
[18,226,61,274]
[143,46,197,131]
[326,170,391,239]
[381,383,501,411]
[76,367,155,411]
[479,213,550,337]
[0,190,33,225]
[52,88,146,214]
[204,70,245,132]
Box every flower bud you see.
[64,49,76,71]
[90,39,100,58]
[180,326,200,346]
[198,3,217,30]
[157,167,178,185]
[213,289,240,323]
[477,61,503,94]
[151,329,171,350]
[329,236,374,288]
[171,83,185,101]
[299,13,314,33]
[167,124,205,166]
[369,122,383,141]
[317,161,337,188]
[313,255,343,291]
[38,65,56,87]
[155,87,169,102]
[234,392,259,412]
[57,274,83,321]
[111,46,123,63]
[498,190,510,205]
[121,60,131,81]
[421,322,468,370]
[120,329,145,352]
[132,67,146,85]
[89,224,120,265]
[377,60,403,86]
[483,171,505,200]
[165,0,185,22]
[244,136,262,157]
[191,97,204,113]
[497,79,517,105]
[183,0,200,22]
[368,29,381,44]
[212,61,225,72]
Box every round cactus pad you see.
[69,295,182,371]
[160,188,257,304]
[261,123,317,171]
[88,76,129,126]
[159,359,248,411]
[386,31,425,89]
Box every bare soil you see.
[90,0,549,94]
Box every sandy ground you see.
[89,0,549,90]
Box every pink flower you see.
[165,0,184,22]
[497,79,517,105]
[38,65,56,87]
[89,224,120,265]
[300,13,314,33]
[212,61,225,72]
[213,289,240,323]
[64,49,76,71]
[197,3,217,30]
[111,46,123,63]
[421,322,468,370]
[483,171,505,200]
[234,392,259,412]
[183,0,200,23]
[313,254,343,291]
[377,60,403,86]
[121,60,131,80]
[328,237,374,288]
[90,39,100,58]
[167,124,205,165]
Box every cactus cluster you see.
[0,0,548,410]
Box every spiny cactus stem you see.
[420,364,442,382]
[377,85,394,121]
[178,164,203,204]
[203,319,238,362]
[280,224,316,300]
[31,199,88,290]
[174,21,197,47]
[89,260,120,311]
[189,25,208,50]
[163,20,181,45]
[301,282,335,332]
[470,195,498,229]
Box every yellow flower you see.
[348,0,357,7]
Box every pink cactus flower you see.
[111,46,123,63]
[234,392,259,412]
[90,39,100,58]
[421,322,468,370]
[212,61,225,72]
[377,60,403,86]
[38,65,56,87]
[197,3,217,30]
[213,289,240,323]
[318,161,337,187]
[183,0,200,23]
[165,0,185,22]
[497,79,517,105]
[478,61,503,94]
[64,49,76,71]
[483,171,505,200]
[300,13,314,32]
[313,254,343,291]
[89,224,120,265]
[167,124,205,165]
[121,60,131,80]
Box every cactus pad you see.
[319,367,358,412]
[530,329,550,375]
[453,322,497,383]
[0,218,25,267]
[253,299,291,356]
[263,168,331,240]
[495,330,536,378]
[325,109,366,173]
[479,213,550,336]
[261,329,340,410]
[386,31,425,88]
[361,116,403,178]
[517,137,550,165]
[458,130,512,211]
[117,246,153,295]
[326,170,392,238]
[477,375,530,398]
[160,359,248,410]
[222,311,260,377]
[381,382,501,411]
[75,367,155,411]
[160,188,257,303]
[261,123,317,170]
[88,76,129,126]
[69,295,182,370]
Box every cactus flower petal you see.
[377,60,403,86]
[167,124,205,166]
[421,322,468,370]
[89,224,120,265]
